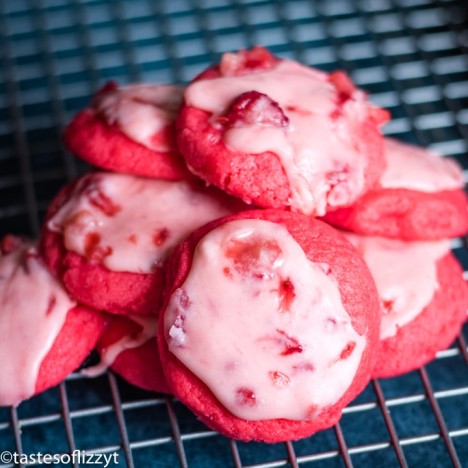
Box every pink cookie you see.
[40,172,242,316]
[177,47,389,217]
[344,233,468,378]
[87,315,170,393]
[323,138,468,240]
[159,210,380,442]
[63,82,190,180]
[0,235,107,406]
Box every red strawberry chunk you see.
[83,232,112,262]
[269,370,290,388]
[222,91,289,129]
[235,387,257,407]
[224,236,283,280]
[178,289,191,310]
[153,228,170,246]
[86,188,121,217]
[326,162,354,206]
[278,278,295,312]
[382,299,395,314]
[292,361,315,373]
[339,341,356,360]
[329,71,357,104]
[369,106,391,126]
[276,329,303,356]
[45,294,57,316]
[219,46,278,76]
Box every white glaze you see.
[94,84,183,152]
[83,315,157,377]
[344,233,450,339]
[165,219,365,421]
[0,239,76,406]
[185,59,374,215]
[48,174,234,273]
[381,138,463,192]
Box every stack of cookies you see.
[1,47,467,443]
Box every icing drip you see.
[344,233,450,339]
[0,237,76,406]
[83,315,157,377]
[94,84,183,152]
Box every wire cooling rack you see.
[0,0,467,466]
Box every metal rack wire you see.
[0,0,467,466]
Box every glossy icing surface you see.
[48,174,234,273]
[0,237,75,406]
[344,233,450,339]
[83,315,157,377]
[165,219,365,420]
[380,138,463,192]
[186,59,375,215]
[94,84,183,152]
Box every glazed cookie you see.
[323,138,468,240]
[40,172,241,316]
[63,82,190,180]
[159,210,380,442]
[177,47,389,216]
[85,315,170,393]
[0,235,106,407]
[344,233,468,378]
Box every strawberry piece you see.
[292,361,315,373]
[339,341,356,360]
[326,162,354,206]
[369,106,391,126]
[219,46,278,76]
[278,278,295,312]
[45,295,57,316]
[382,299,395,314]
[86,187,121,217]
[329,71,390,126]
[276,329,303,356]
[153,228,170,247]
[178,289,191,310]
[258,330,303,355]
[83,232,112,262]
[235,387,257,407]
[222,91,289,129]
[269,370,290,388]
[224,236,283,280]
[329,71,357,104]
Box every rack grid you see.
[0,0,467,466]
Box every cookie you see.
[323,138,468,240]
[177,47,388,217]
[40,172,241,316]
[85,315,170,393]
[158,210,380,442]
[63,82,190,180]
[344,233,468,378]
[0,235,106,406]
